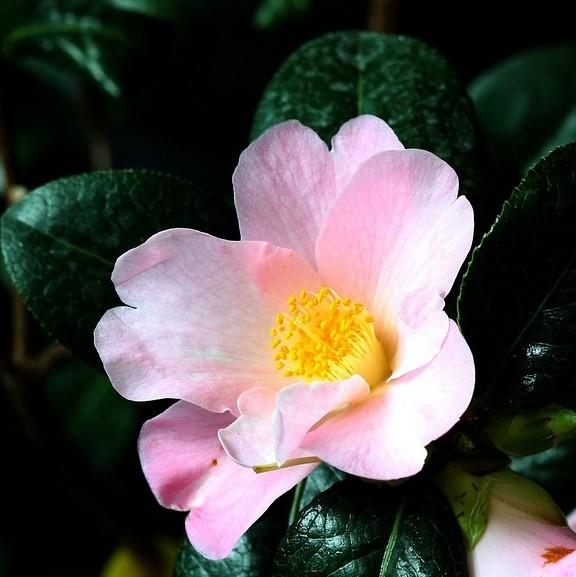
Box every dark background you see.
[1,1,575,575]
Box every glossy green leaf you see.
[274,478,468,577]
[254,0,312,29]
[174,511,287,577]
[458,143,576,410]
[105,0,189,20]
[470,44,576,175]
[3,8,125,97]
[45,359,139,472]
[0,170,235,362]
[511,436,576,514]
[299,463,346,510]
[252,32,492,235]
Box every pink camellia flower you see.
[94,115,475,559]
[469,470,576,577]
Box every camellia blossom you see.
[94,115,475,559]
[469,470,576,577]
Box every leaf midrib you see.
[4,214,114,268]
[378,496,406,577]
[488,247,576,391]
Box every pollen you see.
[270,286,389,387]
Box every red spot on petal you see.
[211,459,218,466]
[542,546,575,565]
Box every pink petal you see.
[233,121,336,266]
[470,488,576,577]
[274,376,370,463]
[218,386,278,466]
[301,321,474,480]
[139,401,315,560]
[316,150,473,377]
[569,510,576,532]
[331,115,404,190]
[94,229,322,413]
[219,376,371,467]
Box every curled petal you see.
[219,376,370,467]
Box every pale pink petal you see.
[94,229,322,413]
[219,376,371,467]
[233,121,336,266]
[569,510,576,532]
[139,401,315,560]
[218,386,278,466]
[317,150,473,377]
[301,321,474,480]
[274,376,370,463]
[331,115,404,190]
[470,494,576,577]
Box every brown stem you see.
[0,84,16,194]
[368,0,397,33]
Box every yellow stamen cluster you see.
[270,287,388,387]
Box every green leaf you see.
[0,0,35,42]
[273,478,468,577]
[0,170,235,362]
[105,0,189,21]
[457,143,576,410]
[299,463,346,510]
[45,359,139,472]
[3,9,125,97]
[254,0,312,29]
[470,44,576,175]
[511,436,576,514]
[174,511,287,577]
[252,32,492,235]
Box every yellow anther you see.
[269,286,389,387]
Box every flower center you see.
[270,287,389,387]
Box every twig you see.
[368,0,397,33]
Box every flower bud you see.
[484,405,576,457]
[469,470,576,577]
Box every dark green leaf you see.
[458,143,576,410]
[174,511,287,577]
[252,32,492,236]
[105,0,189,21]
[0,0,35,42]
[3,9,125,97]
[470,44,576,175]
[0,170,235,362]
[511,436,576,514]
[254,0,312,29]
[274,478,468,577]
[299,463,346,510]
[45,359,138,472]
